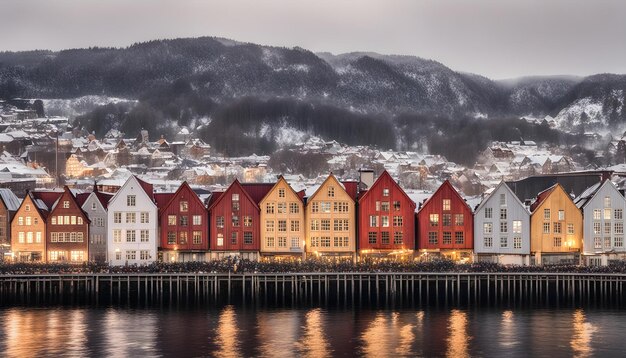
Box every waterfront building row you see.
[4,171,626,266]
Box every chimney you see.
[358,168,374,190]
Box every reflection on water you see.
[571,309,597,358]
[0,306,624,357]
[446,309,469,358]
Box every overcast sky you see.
[2,0,625,79]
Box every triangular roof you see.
[49,186,91,222]
[207,179,264,211]
[31,190,64,210]
[21,191,50,220]
[358,170,416,209]
[475,181,528,214]
[307,173,356,204]
[259,175,305,205]
[156,181,207,215]
[417,180,473,214]
[530,183,572,213]
[574,179,622,210]
[0,188,20,211]
[109,175,156,208]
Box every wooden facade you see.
[0,188,20,261]
[158,181,209,262]
[46,186,90,263]
[530,184,583,265]
[259,176,305,258]
[358,170,416,258]
[10,193,48,262]
[305,174,356,260]
[417,180,474,262]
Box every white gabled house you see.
[575,180,626,266]
[107,176,158,265]
[473,181,531,265]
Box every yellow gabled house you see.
[530,184,583,265]
[259,176,305,260]
[305,174,357,261]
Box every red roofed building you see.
[157,182,209,262]
[417,180,474,262]
[358,171,416,259]
[208,179,273,260]
[45,186,91,263]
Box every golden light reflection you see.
[571,309,597,358]
[214,306,242,358]
[361,313,389,357]
[446,309,469,358]
[257,311,299,358]
[65,310,87,356]
[499,310,517,348]
[297,308,331,358]
[396,318,415,356]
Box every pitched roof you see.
[241,183,275,205]
[259,176,305,205]
[574,181,603,209]
[135,176,155,200]
[357,170,416,209]
[156,181,207,215]
[31,190,64,210]
[529,184,558,212]
[341,181,359,202]
[307,173,356,203]
[417,180,473,214]
[0,188,20,211]
[474,181,529,214]
[154,193,176,211]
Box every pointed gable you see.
[418,180,472,214]
[208,179,261,211]
[475,181,528,214]
[260,176,304,206]
[308,173,355,204]
[358,170,415,209]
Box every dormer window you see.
[127,195,136,207]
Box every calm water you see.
[0,305,623,357]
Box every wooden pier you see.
[1,272,625,306]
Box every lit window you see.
[180,201,188,212]
[127,195,136,207]
[443,199,451,211]
[63,201,70,209]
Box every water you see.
[0,305,623,357]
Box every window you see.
[370,215,378,227]
[500,208,507,220]
[544,209,550,221]
[25,205,30,212]
[558,210,565,221]
[394,232,403,244]
[77,232,83,242]
[311,220,320,231]
[139,212,148,224]
[231,232,237,245]
[594,222,602,234]
[381,202,390,212]
[567,223,574,235]
[429,214,439,227]
[500,193,506,206]
[455,214,464,226]
[277,202,287,214]
[243,232,253,245]
[140,230,149,242]
[381,232,390,244]
[393,216,403,227]
[291,220,300,232]
[485,208,492,219]
[500,221,508,233]
[443,214,451,226]
[321,219,331,231]
[78,217,83,225]
[543,223,550,234]
[500,237,508,248]
[126,250,136,260]
[484,237,493,248]
[232,194,240,211]
[278,188,286,198]
[126,212,136,224]
[328,186,335,197]
[115,251,122,261]
[605,222,611,235]
[63,200,70,209]
[428,232,437,245]
[177,215,187,227]
[290,203,300,214]
[64,216,70,225]
[25,217,31,226]
[311,202,319,213]
[383,188,390,197]
[179,201,188,212]
[193,215,202,225]
[216,216,224,228]
[605,196,611,208]
[320,237,331,247]
[244,216,252,227]
[114,212,121,224]
[179,232,188,245]
[52,217,57,225]
[513,237,522,249]
[443,199,451,211]
[278,220,287,232]
[36,232,43,243]
[291,237,300,248]
[191,231,202,245]
[57,216,63,225]
[455,232,464,244]
[127,195,136,207]
[311,237,320,247]
[266,220,275,232]
[443,232,452,244]
[126,230,136,242]
[605,209,612,220]
[393,201,401,210]
[333,219,348,231]
[616,237,623,248]
[18,232,24,243]
[18,217,23,226]
[483,223,493,234]
[381,216,389,227]
[513,220,522,234]
[266,237,275,247]
[72,216,78,225]
[266,203,275,214]
[616,222,624,234]
[92,202,97,211]
[593,209,602,220]
[113,230,122,243]
[605,237,611,248]
[232,215,239,227]
[333,201,349,212]
[217,234,224,246]
[368,232,377,244]
[320,202,331,213]
[376,201,380,211]
[167,231,176,245]
[51,232,58,242]
[616,209,623,220]
[553,222,561,234]
[140,250,150,260]
[554,237,562,247]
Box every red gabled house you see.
[417,180,474,262]
[45,186,91,263]
[208,179,273,260]
[156,181,209,262]
[358,171,416,259]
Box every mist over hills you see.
[0,36,625,164]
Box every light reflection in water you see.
[297,308,331,358]
[214,305,242,358]
[571,310,597,358]
[257,310,300,357]
[446,309,469,358]
[103,309,158,357]
[361,313,389,357]
[499,310,517,348]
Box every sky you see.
[1,0,625,79]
